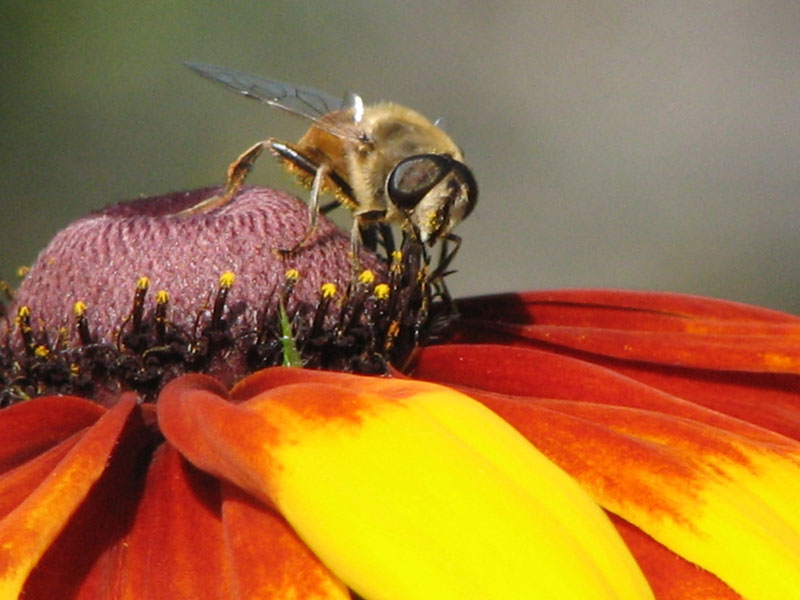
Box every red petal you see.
[451,290,800,439]
[0,395,105,474]
[455,290,800,373]
[113,443,232,599]
[457,289,800,327]
[412,344,798,445]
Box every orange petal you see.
[457,291,800,373]
[599,362,800,442]
[155,375,271,497]
[22,412,156,599]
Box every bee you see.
[182,62,477,269]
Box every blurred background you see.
[2,1,799,312]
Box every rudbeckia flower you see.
[1,187,798,599]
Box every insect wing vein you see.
[184,62,362,141]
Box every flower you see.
[1,187,799,599]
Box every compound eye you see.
[387,154,452,211]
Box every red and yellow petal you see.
[21,405,157,599]
[0,395,105,474]
[221,482,350,600]
[481,391,800,599]
[158,370,653,600]
[609,514,743,600]
[413,344,800,599]
[0,398,139,597]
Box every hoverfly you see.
[182,62,477,271]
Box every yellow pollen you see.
[156,290,170,303]
[219,271,236,288]
[358,270,375,284]
[69,363,80,375]
[16,265,30,278]
[34,345,50,358]
[285,268,300,281]
[374,283,390,300]
[387,320,401,337]
[391,250,403,263]
[73,301,87,317]
[321,283,337,298]
[17,305,30,319]
[136,276,150,290]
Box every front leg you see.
[178,141,268,215]
[428,232,462,283]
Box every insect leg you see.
[178,141,268,215]
[320,199,342,215]
[224,141,267,199]
[358,222,395,261]
[350,217,364,272]
[359,223,379,253]
[378,222,396,257]
[278,162,330,255]
[428,233,461,283]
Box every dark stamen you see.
[74,302,93,346]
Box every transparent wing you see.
[184,62,363,141]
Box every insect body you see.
[183,62,477,265]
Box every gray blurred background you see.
[2,1,799,312]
